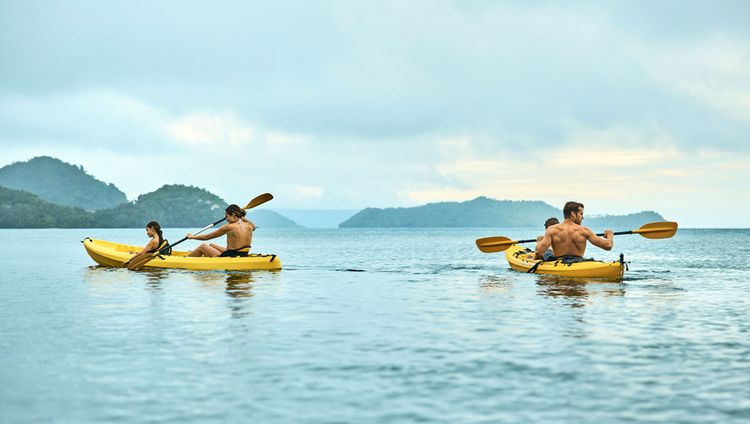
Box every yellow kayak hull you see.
[504,244,624,278]
[82,238,281,271]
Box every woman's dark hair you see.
[146,220,163,244]
[225,204,246,218]
[563,201,584,218]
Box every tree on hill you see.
[93,184,226,227]
[92,184,301,228]
[0,186,95,228]
[0,156,127,210]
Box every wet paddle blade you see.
[244,193,273,210]
[633,221,678,239]
[476,236,517,253]
[127,253,156,271]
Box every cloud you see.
[0,90,168,151]
[286,185,325,198]
[631,37,750,123]
[166,111,254,147]
[4,0,739,143]
[401,127,749,224]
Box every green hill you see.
[339,197,665,228]
[0,184,300,229]
[0,186,96,228]
[585,211,666,230]
[340,197,560,227]
[0,156,127,210]
[92,185,301,228]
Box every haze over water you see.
[2,227,748,423]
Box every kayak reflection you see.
[225,272,255,299]
[535,275,625,308]
[142,268,170,289]
[189,271,256,299]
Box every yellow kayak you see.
[82,238,281,271]
[504,244,624,278]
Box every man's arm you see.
[535,229,553,259]
[587,228,613,251]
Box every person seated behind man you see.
[186,204,256,257]
[535,201,613,261]
[536,217,559,260]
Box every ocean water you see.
[1,227,749,423]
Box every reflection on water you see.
[535,275,625,308]
[142,268,170,291]
[224,272,255,320]
[225,272,255,299]
[84,266,261,319]
[84,265,136,286]
[478,274,514,294]
[189,271,255,299]
[84,266,258,300]
[84,265,173,292]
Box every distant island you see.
[339,196,665,229]
[0,157,300,229]
[0,156,127,210]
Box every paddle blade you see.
[476,236,517,253]
[127,253,156,271]
[633,221,678,239]
[244,193,273,210]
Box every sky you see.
[1,0,748,227]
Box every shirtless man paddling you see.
[535,201,613,260]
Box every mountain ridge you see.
[0,184,300,228]
[340,196,666,228]
[0,156,127,210]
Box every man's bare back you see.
[535,204,613,260]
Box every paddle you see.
[123,193,273,270]
[475,221,678,253]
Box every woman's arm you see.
[187,225,230,241]
[136,238,159,255]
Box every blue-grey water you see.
[1,228,749,423]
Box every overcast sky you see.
[1,1,748,227]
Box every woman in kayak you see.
[186,204,256,257]
[136,221,169,255]
[124,221,170,267]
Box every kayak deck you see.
[82,237,281,271]
[504,244,624,278]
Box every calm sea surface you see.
[1,227,749,423]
